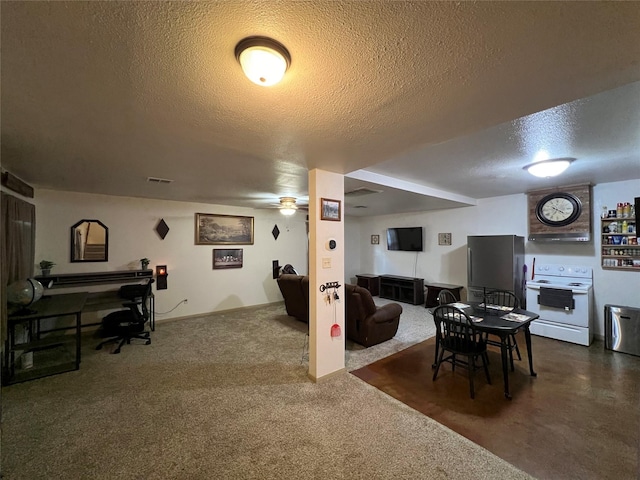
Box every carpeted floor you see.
[1,302,532,479]
[352,333,640,480]
[345,297,436,371]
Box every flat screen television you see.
[387,227,423,251]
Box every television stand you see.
[379,275,424,305]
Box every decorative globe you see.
[7,278,44,308]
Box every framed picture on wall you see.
[320,198,341,221]
[195,213,254,245]
[371,234,379,245]
[438,232,452,246]
[213,249,243,269]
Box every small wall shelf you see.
[601,216,639,271]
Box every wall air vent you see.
[353,205,368,209]
[344,187,382,197]
[147,177,174,184]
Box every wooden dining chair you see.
[432,305,491,399]
[484,289,521,370]
[437,289,458,305]
[432,289,460,368]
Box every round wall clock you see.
[535,192,582,226]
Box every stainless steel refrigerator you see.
[467,235,526,307]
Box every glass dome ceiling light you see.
[235,36,291,87]
[523,157,575,178]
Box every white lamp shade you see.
[524,158,574,178]
[280,207,296,216]
[239,45,288,86]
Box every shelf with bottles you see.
[601,217,635,226]
[600,215,637,247]
[601,201,635,221]
[600,204,639,270]
[602,247,640,256]
[601,258,640,272]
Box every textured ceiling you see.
[2,1,639,216]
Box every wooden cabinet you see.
[356,274,380,296]
[379,275,424,305]
[601,216,639,271]
[424,283,464,308]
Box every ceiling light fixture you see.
[523,157,576,178]
[279,197,297,216]
[235,36,291,87]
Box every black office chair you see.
[96,279,154,354]
[484,289,521,370]
[432,305,491,399]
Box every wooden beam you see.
[1,171,34,198]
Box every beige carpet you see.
[1,302,531,479]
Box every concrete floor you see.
[352,333,640,480]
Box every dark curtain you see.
[1,192,36,344]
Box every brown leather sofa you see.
[276,274,402,347]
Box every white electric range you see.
[526,263,593,346]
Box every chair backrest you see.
[485,289,519,309]
[432,305,480,349]
[276,274,309,322]
[437,289,458,305]
[137,279,155,323]
[345,284,377,319]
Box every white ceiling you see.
[2,2,640,217]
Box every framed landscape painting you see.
[196,213,254,245]
[320,198,341,221]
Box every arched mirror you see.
[70,219,108,262]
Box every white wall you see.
[344,216,362,285]
[348,194,528,286]
[34,189,308,322]
[346,179,639,339]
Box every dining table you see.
[429,302,539,399]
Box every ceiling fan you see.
[262,197,309,216]
[277,197,307,216]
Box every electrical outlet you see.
[183,298,188,304]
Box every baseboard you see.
[156,300,285,325]
[308,367,347,383]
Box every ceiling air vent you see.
[147,176,173,184]
[344,187,382,197]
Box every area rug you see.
[351,334,640,480]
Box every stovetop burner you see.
[536,280,550,284]
[568,282,583,286]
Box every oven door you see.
[526,285,590,327]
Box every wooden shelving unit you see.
[601,216,639,271]
[379,275,424,305]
